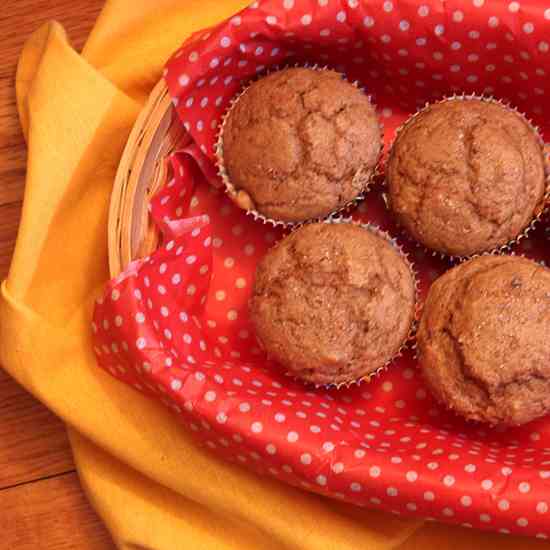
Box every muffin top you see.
[222,68,381,223]
[387,99,546,257]
[250,223,416,386]
[418,255,550,425]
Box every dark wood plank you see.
[0,368,74,490]
[0,471,115,550]
[0,201,21,280]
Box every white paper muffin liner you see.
[215,64,384,229]
[384,93,550,262]
[253,216,420,390]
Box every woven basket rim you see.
[109,79,185,278]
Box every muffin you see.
[218,68,382,224]
[250,222,416,386]
[387,98,547,257]
[417,255,550,426]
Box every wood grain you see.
[0,2,114,549]
[0,368,74,490]
[0,472,115,550]
[0,202,21,280]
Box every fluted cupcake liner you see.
[215,64,384,229]
[385,93,550,263]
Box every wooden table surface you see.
[0,1,115,548]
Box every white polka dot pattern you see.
[93,0,550,539]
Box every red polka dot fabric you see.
[94,0,550,538]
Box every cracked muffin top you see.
[387,99,546,257]
[221,68,381,223]
[417,255,550,426]
[250,222,416,386]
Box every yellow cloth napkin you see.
[1,1,548,548]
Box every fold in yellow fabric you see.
[0,1,547,548]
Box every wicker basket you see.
[108,79,186,278]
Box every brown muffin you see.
[250,222,416,386]
[219,68,381,223]
[417,255,550,426]
[387,98,547,257]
